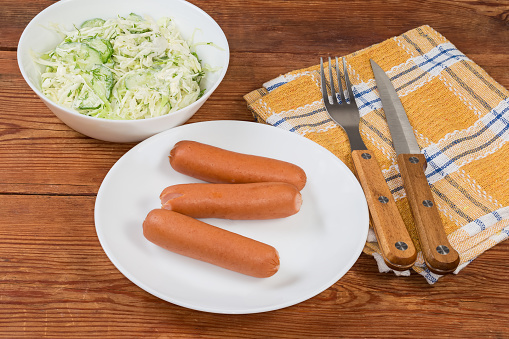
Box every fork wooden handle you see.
[397,154,460,274]
[352,150,417,270]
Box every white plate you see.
[94,120,369,314]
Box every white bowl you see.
[17,0,229,143]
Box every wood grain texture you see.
[397,154,460,274]
[352,150,417,270]
[1,0,509,337]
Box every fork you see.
[320,57,417,271]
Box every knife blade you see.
[370,59,460,275]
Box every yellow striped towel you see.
[243,25,509,284]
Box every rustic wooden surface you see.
[1,0,509,337]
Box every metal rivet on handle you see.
[395,241,409,251]
[409,157,419,164]
[378,196,389,204]
[436,245,450,255]
[422,200,434,207]
[361,153,372,160]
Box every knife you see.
[320,57,416,271]
[370,59,460,274]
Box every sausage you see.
[142,209,280,278]
[169,140,307,190]
[160,182,302,219]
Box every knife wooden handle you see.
[397,153,460,274]
[352,150,417,270]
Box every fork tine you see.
[343,58,356,106]
[328,57,337,104]
[335,57,346,104]
[319,57,329,104]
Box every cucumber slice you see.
[124,70,156,90]
[85,37,113,63]
[75,87,102,110]
[73,65,113,111]
[55,42,102,71]
[91,65,114,99]
[80,18,105,28]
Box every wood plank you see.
[4,0,509,53]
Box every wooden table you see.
[2,0,509,337]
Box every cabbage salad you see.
[34,13,206,120]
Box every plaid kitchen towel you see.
[243,25,509,284]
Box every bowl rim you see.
[17,0,230,125]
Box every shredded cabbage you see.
[34,13,206,120]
